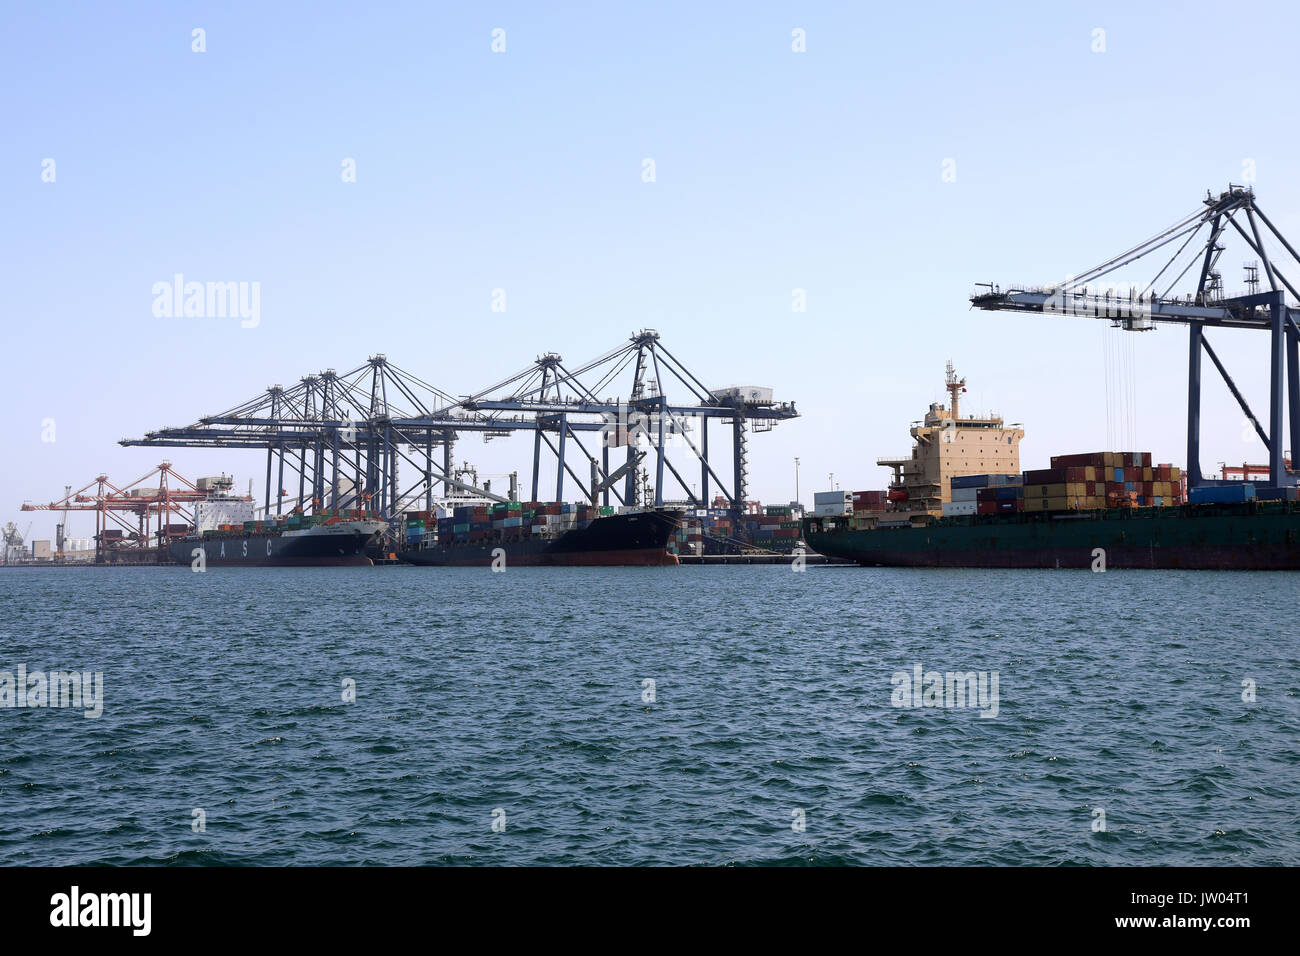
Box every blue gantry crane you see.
[972,186,1300,489]
[121,331,798,521]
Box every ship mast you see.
[945,360,966,420]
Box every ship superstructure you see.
[876,363,1023,519]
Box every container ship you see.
[396,498,683,567]
[168,511,388,567]
[802,364,1300,570]
[165,479,388,567]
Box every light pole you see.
[794,457,800,506]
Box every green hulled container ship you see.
[803,363,1300,570]
[803,501,1300,570]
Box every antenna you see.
[945,361,966,419]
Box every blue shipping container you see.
[1188,484,1255,504]
[1254,486,1299,501]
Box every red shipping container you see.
[1024,468,1068,484]
[977,501,998,515]
[1050,452,1108,468]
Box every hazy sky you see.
[4,1,1298,541]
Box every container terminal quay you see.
[5,188,1300,571]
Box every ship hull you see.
[397,509,680,567]
[803,504,1300,570]
[167,530,378,567]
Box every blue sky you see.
[4,1,1298,540]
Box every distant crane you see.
[55,484,71,554]
[2,522,31,563]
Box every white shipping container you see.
[942,501,977,516]
[950,487,979,502]
[813,490,852,505]
[813,503,852,517]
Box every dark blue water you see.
[1,565,1296,865]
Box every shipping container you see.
[1189,484,1256,504]
[1254,486,1300,501]
[813,490,852,505]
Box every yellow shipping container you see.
[1025,495,1105,512]
[1025,482,1087,497]
[1025,497,1070,512]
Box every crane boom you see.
[970,186,1300,489]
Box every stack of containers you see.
[759,505,801,552]
[671,516,704,554]
[851,490,888,514]
[404,510,427,545]
[751,507,780,548]
[975,481,1025,515]
[452,503,487,542]
[947,474,1022,516]
[702,511,733,546]
[487,500,525,539]
[1022,452,1183,512]
[813,490,852,517]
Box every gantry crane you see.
[121,331,799,522]
[972,186,1300,489]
